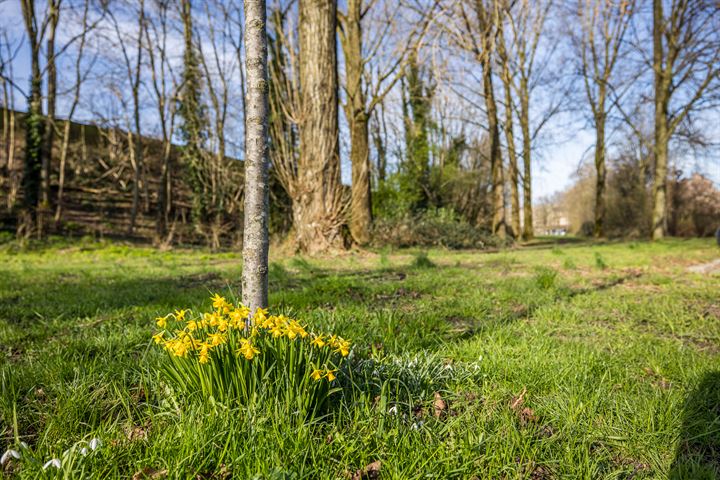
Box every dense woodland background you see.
[0,0,719,252]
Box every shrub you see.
[152,295,351,414]
[411,251,436,269]
[371,208,507,249]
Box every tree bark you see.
[20,0,44,236]
[41,0,60,216]
[498,24,520,239]
[519,77,533,240]
[128,1,145,235]
[651,0,668,240]
[485,63,505,239]
[593,109,606,238]
[341,0,372,246]
[474,0,505,239]
[242,0,270,311]
[297,0,345,253]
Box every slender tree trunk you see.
[7,110,16,210]
[156,139,171,240]
[129,1,145,235]
[651,0,668,240]
[41,0,60,217]
[483,62,505,238]
[593,107,606,238]
[296,0,344,253]
[54,120,71,223]
[373,104,388,183]
[342,0,372,246]
[498,29,519,238]
[20,0,44,236]
[242,0,270,311]
[519,78,533,239]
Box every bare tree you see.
[650,0,720,239]
[55,0,95,225]
[143,0,178,242]
[19,0,47,237]
[502,0,555,240]
[452,0,506,238]
[107,0,146,235]
[496,6,520,237]
[0,28,21,212]
[38,0,61,232]
[575,0,634,238]
[338,0,436,245]
[242,0,270,310]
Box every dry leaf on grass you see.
[519,407,539,426]
[350,460,382,480]
[510,387,527,411]
[433,392,448,418]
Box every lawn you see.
[0,237,718,479]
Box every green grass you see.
[0,237,718,478]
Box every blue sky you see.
[2,1,717,201]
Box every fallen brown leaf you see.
[351,460,382,480]
[433,392,448,418]
[510,387,527,411]
[519,407,539,426]
[125,422,150,442]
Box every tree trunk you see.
[651,0,668,240]
[54,120,71,223]
[129,1,145,235]
[297,0,345,253]
[41,1,60,213]
[483,61,505,238]
[156,139,172,241]
[652,113,669,240]
[593,108,606,238]
[20,0,44,236]
[242,0,270,311]
[498,30,520,239]
[342,0,372,246]
[519,78,533,240]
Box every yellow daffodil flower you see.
[207,332,226,346]
[312,335,325,348]
[174,309,189,322]
[155,315,169,329]
[325,370,337,381]
[310,369,323,381]
[152,331,165,344]
[229,310,245,328]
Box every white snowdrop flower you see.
[19,442,28,449]
[43,458,62,470]
[89,438,102,451]
[80,447,89,456]
[388,405,398,415]
[1,449,21,465]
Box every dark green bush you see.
[371,208,508,250]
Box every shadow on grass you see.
[670,371,720,479]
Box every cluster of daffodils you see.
[152,294,351,386]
